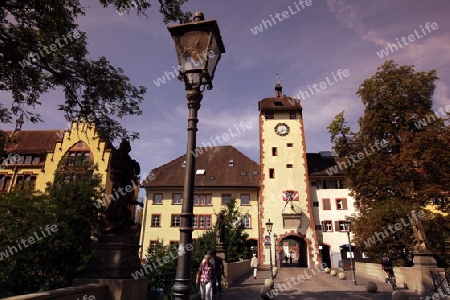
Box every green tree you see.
[328,61,450,266]
[0,0,191,141]
[0,170,103,297]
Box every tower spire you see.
[275,73,282,98]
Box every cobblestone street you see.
[218,267,425,300]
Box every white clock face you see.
[275,123,290,136]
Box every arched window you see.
[56,141,94,183]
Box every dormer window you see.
[196,169,205,175]
[274,101,283,106]
[229,160,235,166]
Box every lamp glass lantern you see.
[15,113,24,131]
[168,13,225,91]
[265,219,273,233]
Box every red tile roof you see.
[258,96,302,112]
[142,146,260,188]
[4,130,61,154]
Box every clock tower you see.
[258,81,320,268]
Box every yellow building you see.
[139,145,260,258]
[1,121,113,199]
[258,82,320,268]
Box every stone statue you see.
[411,210,428,251]
[216,209,226,244]
[105,139,140,234]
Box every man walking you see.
[251,253,258,279]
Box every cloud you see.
[327,0,388,46]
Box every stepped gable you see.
[142,145,260,188]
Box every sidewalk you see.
[219,267,425,299]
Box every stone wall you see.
[355,262,445,294]
[224,259,251,283]
[2,283,108,300]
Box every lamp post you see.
[265,219,274,280]
[273,234,278,268]
[346,220,356,285]
[168,12,225,300]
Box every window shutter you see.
[343,199,348,210]
[335,221,340,231]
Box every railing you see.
[430,270,450,294]
[147,267,199,299]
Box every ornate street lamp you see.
[346,219,357,285]
[273,233,278,268]
[265,219,274,280]
[168,12,225,300]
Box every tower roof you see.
[258,96,302,112]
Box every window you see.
[240,171,247,176]
[313,201,319,207]
[336,179,346,189]
[289,112,296,119]
[194,194,212,206]
[32,155,40,165]
[64,151,90,166]
[337,221,349,232]
[171,215,181,227]
[272,147,278,156]
[240,194,250,205]
[15,174,36,191]
[269,168,275,179]
[173,193,182,204]
[24,155,33,164]
[265,112,274,119]
[153,193,163,204]
[286,164,293,168]
[323,220,333,232]
[151,215,161,227]
[221,194,231,205]
[242,214,251,228]
[149,240,159,253]
[0,174,11,192]
[193,215,212,229]
[336,198,348,210]
[322,198,331,210]
[287,143,293,147]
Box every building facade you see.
[139,145,261,258]
[140,84,357,267]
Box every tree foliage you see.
[0,0,191,141]
[328,61,450,266]
[0,172,103,297]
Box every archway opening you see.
[277,235,307,267]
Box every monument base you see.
[215,243,226,261]
[413,250,438,268]
[412,251,444,294]
[85,233,141,278]
[73,277,147,300]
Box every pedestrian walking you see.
[196,254,214,300]
[250,253,258,279]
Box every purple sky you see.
[2,0,449,182]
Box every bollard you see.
[392,290,409,300]
[338,272,346,280]
[324,267,331,274]
[260,285,272,300]
[366,281,378,293]
[330,269,337,276]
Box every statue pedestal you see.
[73,233,146,300]
[411,250,444,295]
[84,233,141,278]
[413,250,438,268]
[215,243,226,261]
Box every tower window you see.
[286,164,293,168]
[289,112,296,119]
[287,143,293,147]
[274,101,283,107]
[265,112,274,120]
[269,168,275,179]
[272,147,277,156]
